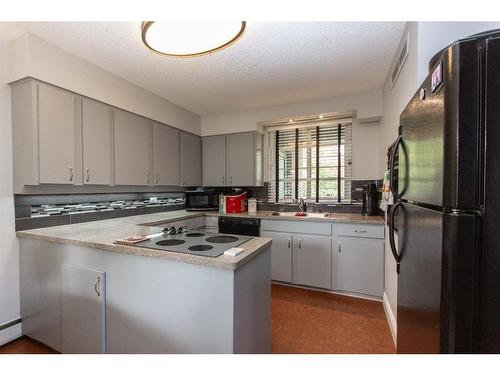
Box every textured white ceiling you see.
[1,22,405,115]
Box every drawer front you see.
[334,223,383,239]
[261,220,331,235]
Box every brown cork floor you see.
[0,283,395,354]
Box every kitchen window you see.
[268,121,352,203]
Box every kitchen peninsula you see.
[17,211,272,354]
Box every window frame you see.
[269,121,352,204]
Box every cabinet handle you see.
[288,238,291,248]
[155,174,159,184]
[68,166,74,182]
[230,176,233,185]
[222,176,225,185]
[86,168,90,182]
[94,276,101,297]
[353,230,367,233]
[147,173,150,184]
[338,241,342,253]
[298,239,302,249]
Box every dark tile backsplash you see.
[14,192,185,231]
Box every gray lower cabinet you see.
[153,122,180,186]
[61,264,106,354]
[38,83,78,185]
[333,224,384,297]
[82,98,113,185]
[113,109,152,186]
[202,135,226,186]
[180,132,202,186]
[260,230,292,283]
[292,234,332,289]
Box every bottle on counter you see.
[219,193,225,214]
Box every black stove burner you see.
[205,235,239,244]
[185,232,205,237]
[156,239,186,246]
[188,244,213,251]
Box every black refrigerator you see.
[388,29,500,353]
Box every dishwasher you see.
[218,217,260,236]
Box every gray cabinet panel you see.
[38,84,77,184]
[180,132,202,186]
[333,236,384,297]
[226,132,255,186]
[82,98,112,185]
[261,230,292,283]
[153,122,180,186]
[202,135,226,186]
[62,264,105,354]
[292,234,332,289]
[113,109,151,186]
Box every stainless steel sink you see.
[270,212,330,218]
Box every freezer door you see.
[396,203,479,353]
[399,39,481,209]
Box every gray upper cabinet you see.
[82,98,113,185]
[180,132,202,186]
[153,122,180,186]
[202,135,226,186]
[292,234,332,289]
[38,83,78,185]
[10,78,198,191]
[113,109,152,186]
[226,132,255,186]
[202,131,263,187]
[62,264,106,354]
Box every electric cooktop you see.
[130,228,252,258]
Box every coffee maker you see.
[362,183,380,216]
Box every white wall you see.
[202,89,384,180]
[6,33,201,135]
[416,22,500,84]
[0,41,21,344]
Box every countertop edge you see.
[17,231,273,271]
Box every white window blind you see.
[268,122,352,203]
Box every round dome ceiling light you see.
[141,21,246,58]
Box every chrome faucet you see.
[293,198,306,213]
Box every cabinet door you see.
[62,264,105,354]
[113,110,151,185]
[180,132,202,186]
[38,84,77,184]
[226,132,254,186]
[261,230,292,283]
[292,234,331,289]
[153,123,180,186]
[333,236,384,297]
[82,98,112,185]
[202,135,226,186]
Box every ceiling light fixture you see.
[318,114,324,119]
[141,21,246,58]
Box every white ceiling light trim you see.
[141,21,246,57]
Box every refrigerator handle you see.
[390,135,402,201]
[389,201,402,273]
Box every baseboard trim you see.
[272,281,382,302]
[382,292,397,346]
[0,319,22,346]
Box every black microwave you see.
[185,189,219,211]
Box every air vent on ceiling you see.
[391,32,409,87]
